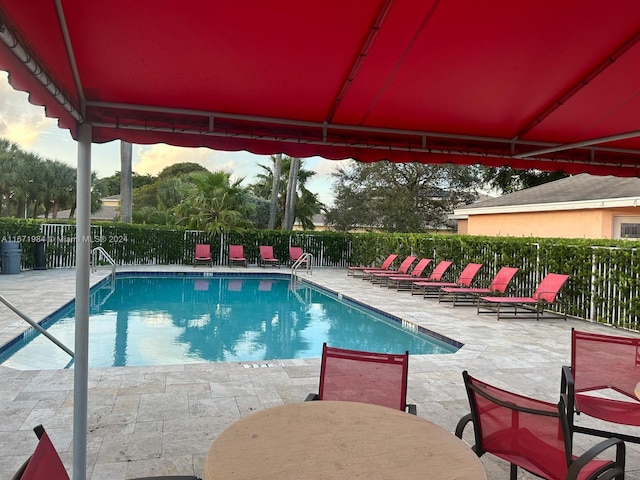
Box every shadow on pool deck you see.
[0,265,639,479]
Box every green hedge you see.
[1,219,639,328]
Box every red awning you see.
[1,0,640,175]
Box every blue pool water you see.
[0,274,459,369]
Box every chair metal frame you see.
[410,261,478,298]
[476,272,569,320]
[561,328,640,444]
[193,243,212,267]
[365,255,417,283]
[439,266,519,307]
[258,245,280,268]
[385,258,433,290]
[456,371,625,480]
[306,343,417,415]
[347,253,398,277]
[228,244,247,267]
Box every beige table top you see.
[204,400,486,480]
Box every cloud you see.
[311,157,349,177]
[134,144,271,184]
[0,72,55,148]
[0,72,336,203]
[135,144,212,175]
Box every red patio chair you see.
[406,260,453,295]
[476,272,569,320]
[228,244,247,267]
[439,266,519,307]
[410,261,479,298]
[259,245,280,268]
[561,328,640,444]
[456,371,625,480]
[193,243,212,267]
[13,424,201,480]
[385,258,433,290]
[347,253,398,277]
[305,343,416,415]
[289,246,307,266]
[365,255,417,282]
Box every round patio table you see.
[204,400,486,480]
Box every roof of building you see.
[454,174,640,216]
[38,195,121,222]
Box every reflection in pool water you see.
[0,274,458,369]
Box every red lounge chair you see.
[13,424,202,480]
[347,254,398,277]
[228,244,247,267]
[477,272,569,320]
[259,245,280,268]
[289,246,307,266]
[305,343,416,415]
[384,258,433,290]
[411,261,480,298]
[438,266,519,307]
[365,255,417,282]
[194,243,212,267]
[456,371,625,480]
[561,328,640,444]
[406,260,453,295]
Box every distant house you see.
[451,174,640,239]
[52,195,120,221]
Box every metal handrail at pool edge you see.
[0,294,74,358]
[291,253,313,278]
[91,246,116,280]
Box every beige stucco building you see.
[452,174,640,239]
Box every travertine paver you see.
[0,265,638,479]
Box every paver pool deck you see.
[0,265,639,479]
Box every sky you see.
[0,71,346,207]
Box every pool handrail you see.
[0,294,74,358]
[91,246,116,280]
[291,253,313,276]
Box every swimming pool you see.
[0,273,459,369]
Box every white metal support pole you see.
[73,123,92,480]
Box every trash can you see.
[0,241,22,274]
[35,240,47,270]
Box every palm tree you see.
[282,157,299,230]
[268,153,282,229]
[250,155,324,230]
[48,161,76,218]
[0,139,22,216]
[173,171,253,234]
[10,151,41,218]
[120,141,133,223]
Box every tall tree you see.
[282,157,299,230]
[157,162,208,179]
[94,171,155,197]
[120,141,133,223]
[44,160,76,218]
[250,156,324,230]
[268,153,282,229]
[173,171,253,234]
[0,139,22,216]
[325,161,483,232]
[482,166,568,194]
